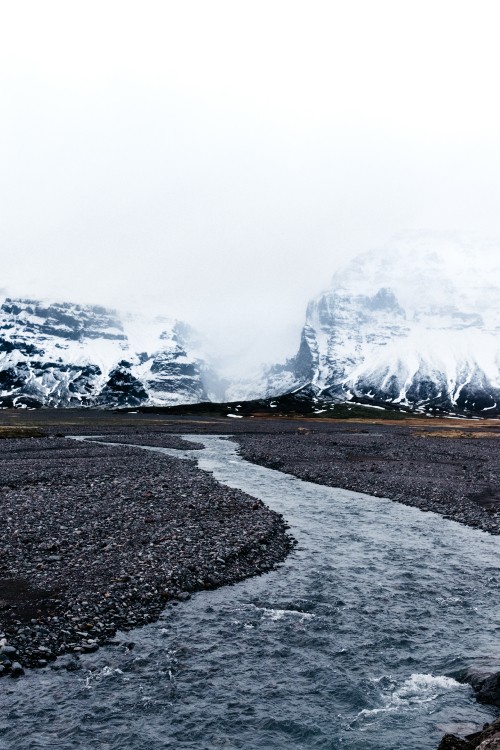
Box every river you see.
[1,435,499,749]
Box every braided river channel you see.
[1,435,500,749]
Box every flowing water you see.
[1,435,499,749]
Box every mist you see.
[2,1,500,377]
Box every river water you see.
[1,435,499,749]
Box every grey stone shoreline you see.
[233,424,500,536]
[0,433,294,674]
[1,411,499,689]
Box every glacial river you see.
[1,435,499,749]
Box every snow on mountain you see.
[2,236,499,414]
[230,236,500,414]
[0,298,209,407]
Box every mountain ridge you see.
[0,298,209,408]
[2,239,499,415]
[227,241,500,416]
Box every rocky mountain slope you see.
[0,299,208,408]
[233,238,500,415]
[2,238,499,414]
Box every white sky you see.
[2,1,500,376]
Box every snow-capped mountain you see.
[3,237,500,414]
[0,298,209,407]
[231,237,500,414]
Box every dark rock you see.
[81,643,99,653]
[97,366,149,408]
[51,655,81,672]
[10,661,24,677]
[438,719,500,750]
[460,663,500,707]
[437,736,474,749]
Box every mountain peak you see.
[229,239,500,415]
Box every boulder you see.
[438,719,500,750]
[460,663,500,707]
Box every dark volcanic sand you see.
[0,434,293,673]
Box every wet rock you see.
[50,654,81,672]
[438,737,474,749]
[81,643,99,653]
[458,663,500,707]
[477,736,500,749]
[10,661,24,677]
[438,720,500,750]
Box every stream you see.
[1,434,499,749]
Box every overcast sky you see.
[2,1,500,376]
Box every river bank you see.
[0,418,499,749]
[0,434,293,672]
[1,412,499,680]
[16,407,499,540]
[234,422,500,536]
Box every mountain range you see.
[2,238,499,415]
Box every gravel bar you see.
[234,425,500,535]
[0,435,294,675]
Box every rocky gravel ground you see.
[90,434,204,449]
[234,425,500,535]
[1,410,499,749]
[0,435,294,675]
[1,412,499,685]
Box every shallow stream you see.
[1,435,499,749]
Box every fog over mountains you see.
[235,239,500,415]
[1,238,499,415]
